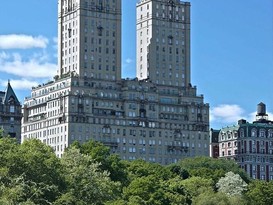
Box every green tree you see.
[168,164,190,179]
[193,190,248,205]
[121,174,191,205]
[0,138,64,204]
[56,147,120,205]
[72,140,128,185]
[162,177,192,205]
[216,171,247,197]
[193,191,232,205]
[246,180,273,205]
[181,176,214,198]
[178,157,249,184]
[125,159,173,181]
[0,128,4,138]
[123,175,164,205]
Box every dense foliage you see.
[0,134,272,204]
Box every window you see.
[10,105,15,113]
[240,129,244,137]
[269,130,273,138]
[251,129,257,137]
[260,129,266,137]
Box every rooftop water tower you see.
[256,102,268,122]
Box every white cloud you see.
[0,53,57,78]
[0,52,10,59]
[0,79,39,90]
[247,111,273,122]
[53,37,58,44]
[248,112,257,122]
[268,112,273,120]
[0,34,48,49]
[210,104,245,124]
[125,58,133,64]
[211,104,273,128]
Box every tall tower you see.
[58,0,122,81]
[136,0,191,87]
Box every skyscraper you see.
[58,0,121,81]
[136,0,190,87]
[21,0,210,164]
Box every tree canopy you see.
[0,138,271,204]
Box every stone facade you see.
[21,0,210,164]
[136,0,191,87]
[22,76,209,163]
[58,0,121,80]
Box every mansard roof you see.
[3,81,20,105]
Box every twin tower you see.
[58,0,190,86]
[22,0,209,164]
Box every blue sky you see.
[0,0,272,129]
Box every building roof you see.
[3,81,20,105]
[240,122,273,129]
[221,125,240,132]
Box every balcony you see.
[167,145,189,152]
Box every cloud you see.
[210,104,245,124]
[0,79,39,90]
[53,37,58,44]
[247,111,273,122]
[125,58,133,64]
[0,53,57,78]
[0,52,10,59]
[0,34,48,49]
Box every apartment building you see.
[0,82,22,142]
[219,103,273,181]
[21,0,210,164]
